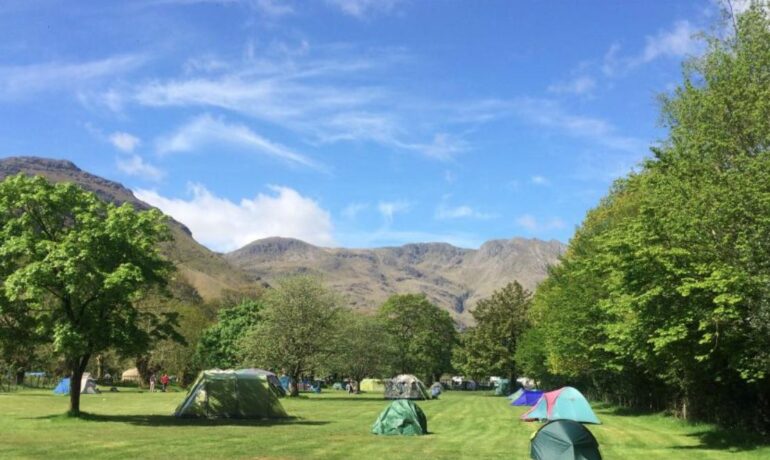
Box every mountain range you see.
[0,156,565,325]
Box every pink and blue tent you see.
[521,387,600,424]
[511,389,543,406]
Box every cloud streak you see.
[0,55,145,100]
[156,114,325,170]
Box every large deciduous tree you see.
[327,311,396,384]
[0,174,175,415]
[196,297,263,369]
[453,281,531,383]
[378,293,456,382]
[240,276,341,396]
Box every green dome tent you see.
[371,399,428,436]
[530,420,602,460]
[174,369,288,419]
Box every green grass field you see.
[0,389,767,459]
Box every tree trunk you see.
[290,373,300,397]
[15,369,25,386]
[96,354,104,379]
[68,354,90,417]
[136,355,150,388]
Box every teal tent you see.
[494,378,511,396]
[521,387,600,424]
[371,399,428,436]
[530,420,602,460]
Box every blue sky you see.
[0,0,740,251]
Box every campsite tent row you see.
[510,386,602,459]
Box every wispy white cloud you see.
[512,97,646,153]
[0,55,145,100]
[156,114,324,170]
[515,214,565,232]
[325,0,402,18]
[254,0,294,17]
[378,200,410,223]
[435,203,495,220]
[109,132,141,152]
[640,20,701,63]
[602,20,703,76]
[531,175,550,186]
[547,75,596,95]
[342,202,368,219]
[116,154,164,181]
[135,183,334,251]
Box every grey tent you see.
[384,374,430,400]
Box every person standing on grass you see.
[149,373,156,392]
[160,373,170,392]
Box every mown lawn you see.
[0,388,767,459]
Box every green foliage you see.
[324,311,396,381]
[0,174,175,414]
[453,281,531,382]
[240,276,342,396]
[196,298,263,370]
[378,293,456,381]
[523,5,770,431]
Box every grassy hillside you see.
[1,390,766,459]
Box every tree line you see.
[515,5,770,434]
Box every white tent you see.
[80,373,99,394]
[121,367,140,382]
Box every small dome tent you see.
[174,369,288,419]
[384,374,430,400]
[121,367,140,382]
[371,399,428,436]
[530,420,602,460]
[521,387,600,424]
[360,378,385,392]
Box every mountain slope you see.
[226,236,564,326]
[0,156,253,301]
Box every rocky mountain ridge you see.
[0,156,565,325]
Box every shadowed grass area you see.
[0,389,768,459]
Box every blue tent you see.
[53,378,70,395]
[279,375,291,391]
[511,389,543,406]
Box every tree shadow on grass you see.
[30,413,330,428]
[670,428,770,452]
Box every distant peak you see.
[0,156,81,172]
